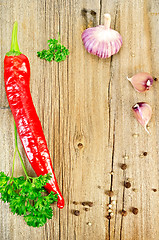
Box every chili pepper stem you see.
[6,21,21,56]
[14,121,29,179]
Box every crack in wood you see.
[114,192,118,238]
[107,5,119,240]
[108,57,113,144]
[58,15,62,240]
[99,0,102,24]
[119,159,126,240]
[108,118,116,240]
[59,210,61,240]
[44,223,49,240]
[108,6,118,145]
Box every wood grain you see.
[0,0,158,239]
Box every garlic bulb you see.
[132,102,152,133]
[81,13,122,58]
[127,72,153,92]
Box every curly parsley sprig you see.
[0,122,58,227]
[37,35,69,62]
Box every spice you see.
[108,204,112,208]
[81,13,122,58]
[123,155,129,160]
[74,210,80,216]
[132,102,152,134]
[121,164,127,170]
[88,202,93,207]
[77,142,83,149]
[132,133,139,138]
[127,178,133,182]
[143,152,148,156]
[73,201,78,205]
[90,10,96,16]
[87,222,92,226]
[4,22,64,209]
[107,190,114,197]
[152,188,157,192]
[106,215,111,220]
[132,208,138,215]
[82,201,93,207]
[84,208,89,211]
[132,188,138,192]
[127,72,153,92]
[81,8,87,15]
[121,210,127,216]
[125,182,131,188]
[111,200,116,205]
[108,209,112,213]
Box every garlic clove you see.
[127,72,153,92]
[132,102,152,133]
[81,13,122,58]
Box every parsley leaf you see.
[0,172,58,227]
[37,37,69,62]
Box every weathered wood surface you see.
[0,0,159,239]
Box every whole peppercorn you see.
[87,202,93,207]
[82,202,87,206]
[73,201,78,205]
[84,208,89,211]
[87,222,92,226]
[152,188,157,192]
[90,10,96,16]
[82,201,93,207]
[121,210,127,216]
[125,182,131,188]
[132,208,138,215]
[108,190,114,197]
[74,210,80,216]
[121,164,127,170]
[143,152,147,156]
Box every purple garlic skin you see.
[127,72,153,92]
[81,13,122,58]
[132,102,152,133]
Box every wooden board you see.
[0,0,158,239]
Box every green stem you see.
[10,149,17,180]
[17,149,29,178]
[6,21,21,56]
[14,122,29,179]
[14,120,18,148]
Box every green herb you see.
[0,122,58,227]
[37,35,69,62]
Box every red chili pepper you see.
[4,22,64,209]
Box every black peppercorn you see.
[121,210,127,216]
[121,164,127,170]
[106,215,111,220]
[125,182,131,188]
[74,210,80,216]
[132,208,138,215]
[143,152,147,156]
